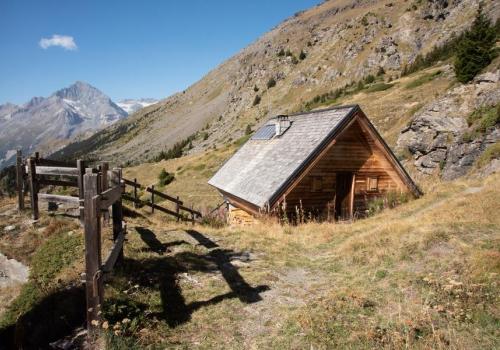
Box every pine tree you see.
[454,5,496,83]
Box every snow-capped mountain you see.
[0,81,127,169]
[117,98,159,114]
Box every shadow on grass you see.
[0,285,85,350]
[117,228,269,327]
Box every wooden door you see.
[335,172,353,220]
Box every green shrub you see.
[267,78,276,89]
[475,142,500,168]
[158,169,174,186]
[299,50,307,60]
[454,5,496,83]
[253,85,259,92]
[245,124,252,135]
[364,74,376,84]
[277,48,285,57]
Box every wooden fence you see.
[14,150,204,336]
[122,177,202,223]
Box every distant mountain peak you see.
[54,81,104,101]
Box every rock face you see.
[397,70,500,179]
[0,81,127,169]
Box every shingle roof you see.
[208,105,358,208]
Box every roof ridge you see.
[288,104,359,117]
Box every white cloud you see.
[39,34,77,51]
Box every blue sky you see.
[0,0,320,105]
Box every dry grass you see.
[0,171,498,348]
[95,172,500,349]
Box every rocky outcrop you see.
[397,70,500,179]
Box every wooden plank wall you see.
[284,120,406,218]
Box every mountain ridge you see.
[0,81,127,169]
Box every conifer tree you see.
[454,4,496,83]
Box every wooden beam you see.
[133,178,138,208]
[99,185,122,209]
[151,185,155,214]
[349,173,355,220]
[102,228,125,273]
[16,150,24,211]
[34,166,80,177]
[83,173,103,331]
[110,168,124,265]
[27,158,39,220]
[77,160,85,223]
[38,193,80,205]
[145,186,183,205]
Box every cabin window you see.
[367,176,378,192]
[311,177,323,192]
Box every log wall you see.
[283,119,407,219]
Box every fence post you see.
[133,178,138,208]
[110,168,124,265]
[101,163,109,224]
[77,160,85,223]
[16,150,24,211]
[151,185,155,214]
[176,196,180,222]
[83,172,103,332]
[27,157,39,220]
[191,205,195,225]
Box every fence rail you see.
[122,177,202,223]
[14,150,204,339]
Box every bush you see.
[253,94,261,106]
[299,50,307,60]
[202,132,209,141]
[253,85,259,92]
[454,5,496,83]
[277,48,285,57]
[245,124,252,135]
[364,74,376,84]
[267,78,276,89]
[158,169,175,186]
[291,56,299,64]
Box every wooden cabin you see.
[208,105,421,223]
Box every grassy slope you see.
[99,172,499,349]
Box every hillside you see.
[52,0,498,168]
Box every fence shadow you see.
[136,227,190,255]
[0,285,85,350]
[118,228,269,328]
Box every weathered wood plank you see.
[34,166,80,176]
[179,204,202,217]
[77,160,85,222]
[99,185,122,209]
[83,173,103,331]
[16,150,24,211]
[27,158,39,220]
[111,168,124,265]
[146,186,183,205]
[102,229,125,273]
[38,193,80,205]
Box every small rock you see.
[4,225,16,232]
